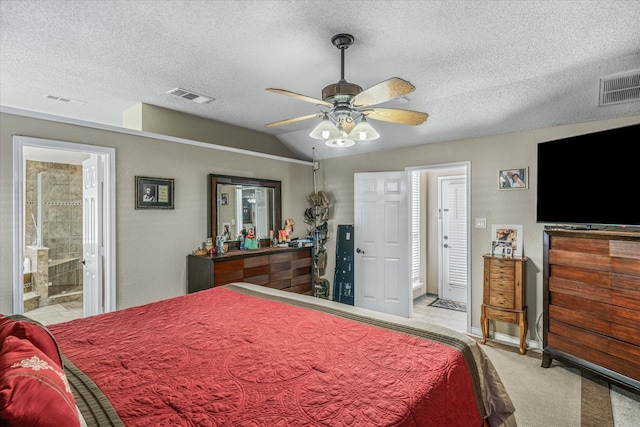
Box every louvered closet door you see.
[440,176,467,303]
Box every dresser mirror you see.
[208,174,281,241]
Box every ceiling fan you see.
[266,33,428,147]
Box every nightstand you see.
[481,254,528,354]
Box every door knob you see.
[356,248,366,254]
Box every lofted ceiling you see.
[1,0,639,161]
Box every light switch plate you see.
[475,218,487,228]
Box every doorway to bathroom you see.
[13,136,116,324]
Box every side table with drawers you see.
[480,254,528,354]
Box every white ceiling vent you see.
[44,94,86,105]
[599,70,640,106]
[167,87,215,104]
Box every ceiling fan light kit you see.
[309,113,342,140]
[325,137,355,148]
[267,33,428,148]
[348,115,380,141]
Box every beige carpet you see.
[477,339,621,427]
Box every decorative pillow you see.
[0,317,63,369]
[0,336,80,427]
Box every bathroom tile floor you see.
[24,302,82,326]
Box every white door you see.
[82,155,102,317]
[354,172,411,317]
[439,176,467,303]
[254,187,269,239]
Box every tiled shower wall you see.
[25,161,83,261]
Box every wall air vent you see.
[599,70,640,106]
[167,87,215,104]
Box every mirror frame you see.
[208,174,281,243]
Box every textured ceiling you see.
[1,0,639,161]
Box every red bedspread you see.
[49,286,485,426]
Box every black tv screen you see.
[536,123,640,228]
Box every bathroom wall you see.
[24,160,84,307]
[25,160,83,261]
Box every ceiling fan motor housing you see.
[322,81,363,104]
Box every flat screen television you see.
[536,123,640,228]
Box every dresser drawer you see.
[244,255,269,268]
[489,290,514,309]
[489,279,514,292]
[485,307,518,323]
[490,262,515,278]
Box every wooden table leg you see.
[480,305,488,344]
[518,310,527,355]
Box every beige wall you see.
[2,110,639,345]
[318,114,640,341]
[0,112,313,313]
[123,103,297,159]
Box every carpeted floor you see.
[476,339,640,426]
[414,295,639,426]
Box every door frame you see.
[406,162,471,333]
[12,136,116,315]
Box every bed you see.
[1,283,516,426]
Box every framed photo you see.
[221,193,229,205]
[491,240,513,256]
[491,224,523,257]
[222,222,231,239]
[498,167,528,190]
[135,176,174,209]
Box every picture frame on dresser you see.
[491,224,523,257]
[491,240,512,257]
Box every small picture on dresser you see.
[491,240,512,256]
[491,224,523,257]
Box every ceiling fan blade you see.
[352,78,416,107]
[366,108,428,125]
[265,113,321,127]
[267,88,333,108]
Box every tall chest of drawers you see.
[481,254,528,354]
[542,229,640,392]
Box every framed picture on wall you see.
[491,224,523,257]
[498,167,528,190]
[135,176,174,209]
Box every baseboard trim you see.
[469,327,542,351]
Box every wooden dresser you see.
[543,229,640,392]
[187,246,313,295]
[481,254,528,354]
